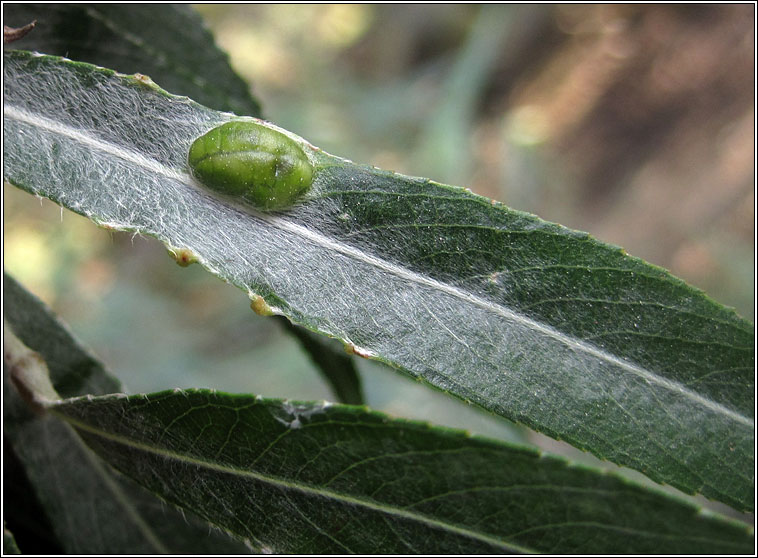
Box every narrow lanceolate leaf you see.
[3,274,251,554]
[49,390,754,555]
[3,50,754,510]
[278,317,365,405]
[2,3,261,116]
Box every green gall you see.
[188,121,313,211]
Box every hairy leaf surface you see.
[49,389,754,554]
[3,278,753,554]
[3,50,753,510]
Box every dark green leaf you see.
[3,273,252,554]
[2,3,261,116]
[3,273,121,399]
[50,389,754,554]
[3,50,753,510]
[3,438,64,554]
[278,317,364,405]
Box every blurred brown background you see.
[4,3,754,418]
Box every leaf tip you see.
[4,20,36,43]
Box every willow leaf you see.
[2,3,260,116]
[278,317,365,405]
[3,273,251,554]
[3,50,753,510]
[43,389,752,554]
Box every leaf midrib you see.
[51,405,754,552]
[4,101,753,431]
[51,408,529,554]
[59,419,170,553]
